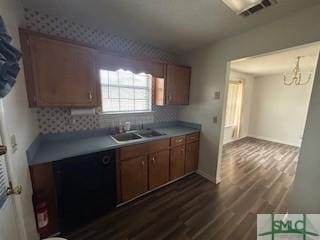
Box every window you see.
[100,69,152,113]
[225,81,244,138]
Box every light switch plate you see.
[213,116,218,124]
[214,91,221,100]
[10,134,17,153]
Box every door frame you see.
[216,41,320,183]
[0,101,26,240]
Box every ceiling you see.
[231,44,320,76]
[21,0,320,54]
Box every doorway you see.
[217,43,320,191]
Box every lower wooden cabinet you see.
[120,156,148,202]
[148,150,170,189]
[185,141,199,174]
[29,163,59,238]
[170,145,186,180]
[119,133,199,202]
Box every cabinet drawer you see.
[120,143,147,160]
[148,139,170,153]
[170,135,186,147]
[186,133,199,143]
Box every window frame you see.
[99,69,153,114]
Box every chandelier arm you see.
[283,56,311,86]
[283,74,294,86]
[299,72,313,85]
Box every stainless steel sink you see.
[136,130,165,138]
[111,132,142,142]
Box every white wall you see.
[248,73,314,147]
[0,0,39,239]
[223,70,254,144]
[178,3,320,190]
[289,59,320,213]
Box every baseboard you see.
[248,135,300,147]
[196,169,220,184]
[223,136,247,145]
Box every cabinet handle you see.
[168,93,172,103]
[142,160,145,168]
[152,156,156,164]
[88,91,93,101]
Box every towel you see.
[0,16,22,98]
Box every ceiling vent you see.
[240,0,278,17]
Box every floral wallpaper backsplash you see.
[23,8,179,134]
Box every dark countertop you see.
[27,121,201,166]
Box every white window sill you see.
[99,111,154,116]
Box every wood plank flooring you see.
[65,137,299,240]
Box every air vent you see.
[240,0,278,17]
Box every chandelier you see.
[283,56,312,86]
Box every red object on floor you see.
[34,194,50,238]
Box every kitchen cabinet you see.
[29,133,199,235]
[148,150,170,189]
[170,145,186,180]
[20,29,191,108]
[185,133,200,174]
[20,30,99,107]
[185,142,199,174]
[120,155,148,202]
[119,139,170,201]
[155,64,191,106]
[29,163,59,239]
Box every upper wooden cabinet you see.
[155,64,191,106]
[20,29,191,108]
[20,30,99,107]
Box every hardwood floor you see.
[65,137,299,240]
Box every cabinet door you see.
[166,64,191,105]
[185,142,199,174]
[29,163,59,238]
[121,156,148,202]
[29,35,98,107]
[149,150,170,190]
[170,145,186,180]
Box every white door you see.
[0,123,21,240]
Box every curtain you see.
[225,80,244,139]
[97,53,165,78]
[0,16,22,98]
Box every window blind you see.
[100,69,152,113]
[0,156,7,208]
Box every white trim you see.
[248,135,301,147]
[223,135,247,145]
[99,111,154,116]
[196,169,220,184]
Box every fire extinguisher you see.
[34,193,49,237]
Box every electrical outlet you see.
[10,134,17,153]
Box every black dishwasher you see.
[53,150,117,233]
